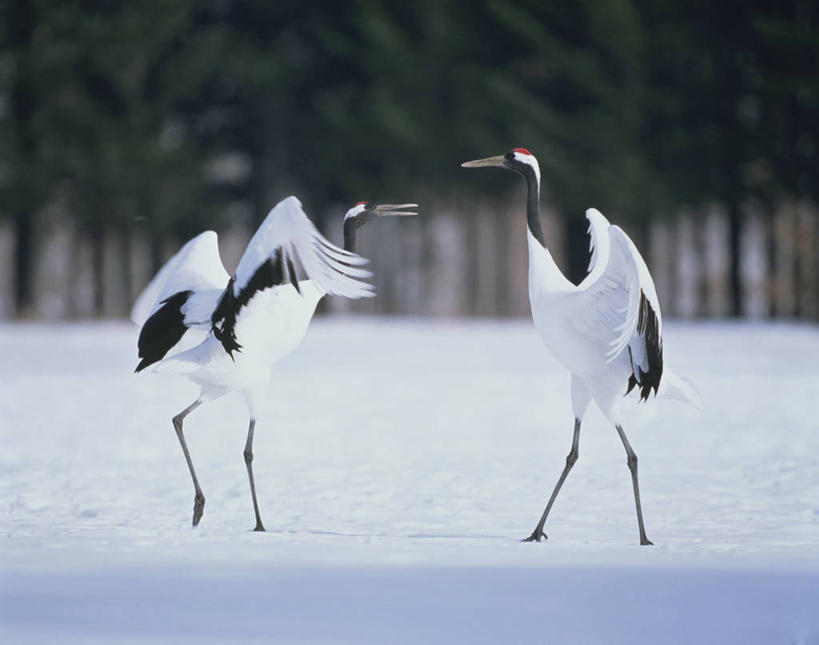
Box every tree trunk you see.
[91,225,105,316]
[11,0,35,317]
[119,226,132,314]
[727,202,743,317]
[150,233,163,276]
[13,211,34,316]
[765,210,776,318]
[566,214,590,286]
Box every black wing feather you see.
[625,290,663,401]
[211,248,298,358]
[135,290,192,372]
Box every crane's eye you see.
[505,152,515,161]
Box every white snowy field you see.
[1,317,818,644]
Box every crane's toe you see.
[640,537,653,546]
[192,492,205,527]
[522,529,547,543]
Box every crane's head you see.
[343,201,418,228]
[461,148,540,188]
[342,201,418,252]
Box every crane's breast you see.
[231,280,323,367]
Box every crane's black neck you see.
[343,218,359,253]
[521,167,545,247]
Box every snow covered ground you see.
[1,317,818,644]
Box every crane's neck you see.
[523,171,546,248]
[520,167,573,294]
[343,218,359,253]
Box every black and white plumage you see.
[132,196,416,530]
[463,148,697,545]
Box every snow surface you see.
[1,318,818,644]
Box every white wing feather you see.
[130,231,229,326]
[606,227,648,362]
[232,195,374,299]
[570,212,655,365]
[581,207,612,288]
[620,230,662,335]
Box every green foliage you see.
[2,0,816,237]
[0,1,218,239]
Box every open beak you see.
[374,203,418,217]
[461,155,505,168]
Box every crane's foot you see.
[252,521,265,532]
[640,536,653,546]
[192,492,205,527]
[522,528,547,543]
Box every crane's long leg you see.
[172,400,205,527]
[523,419,581,542]
[615,424,653,545]
[243,418,265,532]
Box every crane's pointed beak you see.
[461,155,505,168]
[374,203,418,217]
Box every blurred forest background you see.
[1,0,817,319]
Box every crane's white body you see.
[462,148,697,544]
[132,195,417,531]
[156,280,325,412]
[132,196,373,416]
[525,208,689,425]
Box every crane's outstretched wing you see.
[570,209,663,400]
[579,207,612,289]
[211,195,374,356]
[132,231,229,372]
[617,225,663,399]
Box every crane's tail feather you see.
[659,368,702,410]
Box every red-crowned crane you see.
[131,196,416,531]
[462,149,697,545]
